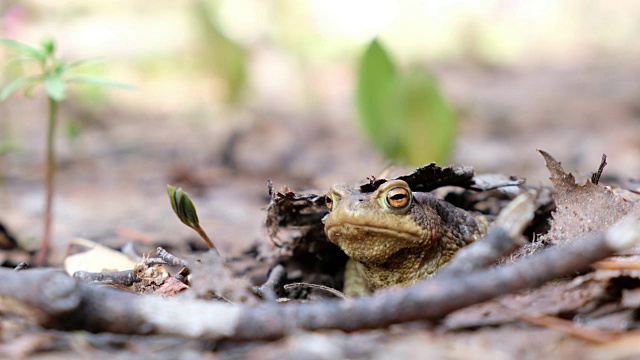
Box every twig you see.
[252,264,286,301]
[438,191,536,277]
[156,247,188,267]
[283,282,349,301]
[13,262,29,271]
[143,258,169,267]
[591,154,607,185]
[73,270,137,287]
[0,210,637,340]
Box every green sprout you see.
[0,37,132,266]
[167,185,220,255]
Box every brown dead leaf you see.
[154,276,189,297]
[539,150,633,245]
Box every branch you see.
[437,190,536,277]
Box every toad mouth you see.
[325,223,422,240]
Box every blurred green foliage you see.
[192,0,247,105]
[356,39,457,165]
[0,38,132,101]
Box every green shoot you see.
[0,37,132,266]
[167,185,220,255]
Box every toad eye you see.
[386,187,411,208]
[325,194,333,210]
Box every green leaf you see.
[174,188,188,224]
[179,193,200,228]
[65,75,134,90]
[0,38,46,62]
[167,185,178,214]
[64,58,105,71]
[167,185,200,229]
[0,75,39,101]
[355,38,401,159]
[5,55,37,67]
[45,75,66,101]
[395,67,457,165]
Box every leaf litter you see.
[4,150,640,358]
[446,150,640,346]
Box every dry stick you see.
[252,264,286,301]
[73,270,137,287]
[156,247,188,267]
[13,262,29,272]
[283,283,349,301]
[0,211,638,340]
[438,190,537,277]
[591,153,608,185]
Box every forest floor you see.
[1,57,640,358]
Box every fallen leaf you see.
[539,150,633,244]
[63,238,137,276]
[154,276,189,297]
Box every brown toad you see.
[323,179,488,296]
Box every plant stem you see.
[35,97,58,267]
[194,226,220,256]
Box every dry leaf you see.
[539,150,633,245]
[154,276,189,297]
[63,238,137,276]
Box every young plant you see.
[0,37,131,266]
[356,38,457,165]
[167,185,220,256]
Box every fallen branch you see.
[0,210,637,341]
[252,264,286,301]
[438,190,536,277]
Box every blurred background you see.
[1,0,639,263]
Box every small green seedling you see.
[167,185,220,255]
[0,37,132,266]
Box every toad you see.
[323,179,488,296]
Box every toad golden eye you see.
[325,194,333,210]
[386,187,410,208]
